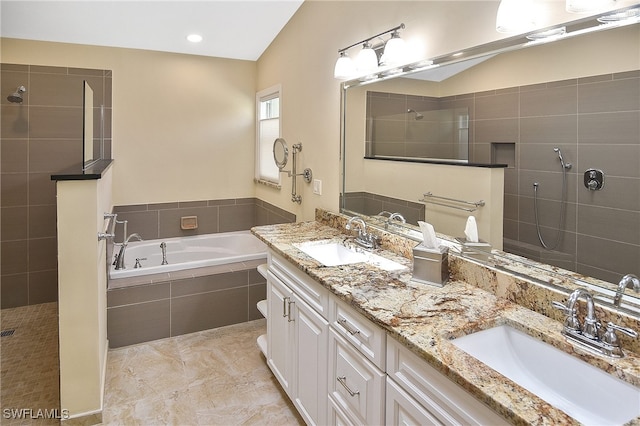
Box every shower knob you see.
[584,168,604,191]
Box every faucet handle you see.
[552,300,580,331]
[604,322,638,341]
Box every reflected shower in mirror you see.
[365,91,469,162]
[341,10,640,298]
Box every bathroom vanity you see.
[252,210,640,425]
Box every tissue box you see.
[455,237,492,261]
[411,244,449,287]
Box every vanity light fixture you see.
[333,23,406,80]
[526,26,567,41]
[496,0,539,33]
[566,0,616,14]
[597,6,640,22]
[187,34,203,43]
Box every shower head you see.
[7,86,26,104]
[407,108,424,120]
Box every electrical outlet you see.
[313,179,322,195]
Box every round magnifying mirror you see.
[273,138,289,170]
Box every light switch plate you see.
[313,179,322,195]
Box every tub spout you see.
[115,233,143,270]
[160,242,168,265]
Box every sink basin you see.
[293,241,406,272]
[451,325,640,425]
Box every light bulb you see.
[382,32,406,67]
[496,0,538,33]
[566,0,616,13]
[355,42,378,73]
[334,52,356,79]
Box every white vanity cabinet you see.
[265,249,506,426]
[266,253,329,426]
[386,336,508,426]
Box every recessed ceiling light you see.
[187,34,203,43]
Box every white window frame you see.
[255,84,282,187]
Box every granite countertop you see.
[252,220,640,426]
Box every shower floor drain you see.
[1,329,15,337]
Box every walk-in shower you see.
[7,86,26,103]
[407,108,424,120]
[533,147,572,250]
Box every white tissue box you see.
[411,244,449,287]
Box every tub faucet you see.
[114,233,143,270]
[613,274,640,307]
[160,242,168,265]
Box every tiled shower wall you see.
[468,71,639,283]
[362,71,639,283]
[0,63,113,308]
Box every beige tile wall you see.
[0,63,112,308]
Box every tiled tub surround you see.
[364,71,640,285]
[107,260,267,348]
[107,198,293,347]
[341,191,425,226]
[111,197,295,241]
[0,63,113,308]
[253,209,640,424]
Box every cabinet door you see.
[386,378,443,426]
[267,272,294,397]
[293,293,329,426]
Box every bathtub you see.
[109,230,268,279]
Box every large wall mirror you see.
[340,7,640,308]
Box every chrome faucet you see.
[345,217,378,249]
[114,233,143,270]
[553,287,638,358]
[388,212,406,224]
[613,274,640,307]
[160,242,168,265]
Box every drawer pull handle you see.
[282,297,290,318]
[287,300,295,322]
[337,376,359,397]
[338,318,360,335]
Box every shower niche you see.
[491,142,515,168]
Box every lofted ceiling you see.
[0,0,305,61]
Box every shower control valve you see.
[584,168,604,191]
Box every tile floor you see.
[0,302,61,426]
[102,318,303,425]
[1,303,302,425]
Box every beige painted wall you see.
[255,0,632,221]
[1,38,256,207]
[56,166,112,419]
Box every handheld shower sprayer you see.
[554,147,572,170]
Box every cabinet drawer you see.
[330,296,386,370]
[329,328,385,426]
[386,336,508,426]
[270,253,329,318]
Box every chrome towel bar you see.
[418,192,485,212]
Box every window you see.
[256,85,281,186]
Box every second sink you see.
[451,324,640,425]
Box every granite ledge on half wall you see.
[51,159,113,181]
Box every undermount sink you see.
[292,240,407,272]
[451,325,640,425]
